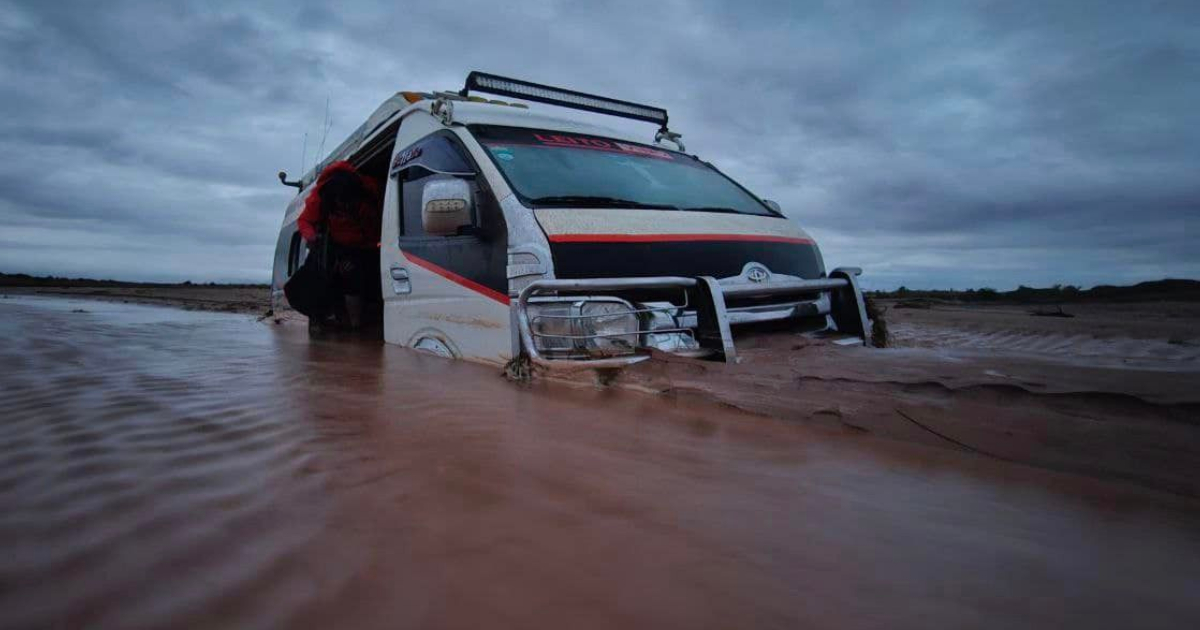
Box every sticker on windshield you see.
[477,128,707,168]
[528,134,675,161]
[615,143,672,160]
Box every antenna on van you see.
[300,131,308,180]
[315,96,332,168]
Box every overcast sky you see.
[0,0,1196,289]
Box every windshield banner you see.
[478,127,680,162]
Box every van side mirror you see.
[763,199,782,214]
[278,171,302,189]
[421,178,474,236]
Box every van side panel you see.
[270,191,313,312]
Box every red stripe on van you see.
[547,233,814,245]
[404,254,511,305]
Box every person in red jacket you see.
[297,161,381,330]
[298,161,381,248]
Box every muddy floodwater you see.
[2,296,1199,629]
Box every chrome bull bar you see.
[514,268,868,370]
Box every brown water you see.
[2,296,1199,629]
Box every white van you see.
[272,72,869,369]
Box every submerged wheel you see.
[413,337,454,358]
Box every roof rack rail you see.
[460,71,670,131]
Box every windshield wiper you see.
[529,195,678,210]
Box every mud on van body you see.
[273,72,869,369]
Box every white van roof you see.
[301,86,672,186]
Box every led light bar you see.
[462,71,669,128]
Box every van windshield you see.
[469,125,779,216]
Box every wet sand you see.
[2,295,1199,629]
[883,299,1200,356]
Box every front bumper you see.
[514,268,868,370]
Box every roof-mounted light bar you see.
[461,71,669,130]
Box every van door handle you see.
[389,266,411,294]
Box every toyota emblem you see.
[746,265,770,283]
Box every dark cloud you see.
[0,0,1196,286]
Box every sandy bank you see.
[1,285,270,314]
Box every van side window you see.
[287,232,307,275]
[396,134,476,238]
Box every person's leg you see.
[344,248,374,330]
[343,295,363,329]
[331,245,368,330]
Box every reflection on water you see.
[2,296,1199,629]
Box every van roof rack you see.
[460,71,670,131]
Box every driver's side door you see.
[380,130,510,362]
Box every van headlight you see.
[644,308,701,353]
[528,299,639,356]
